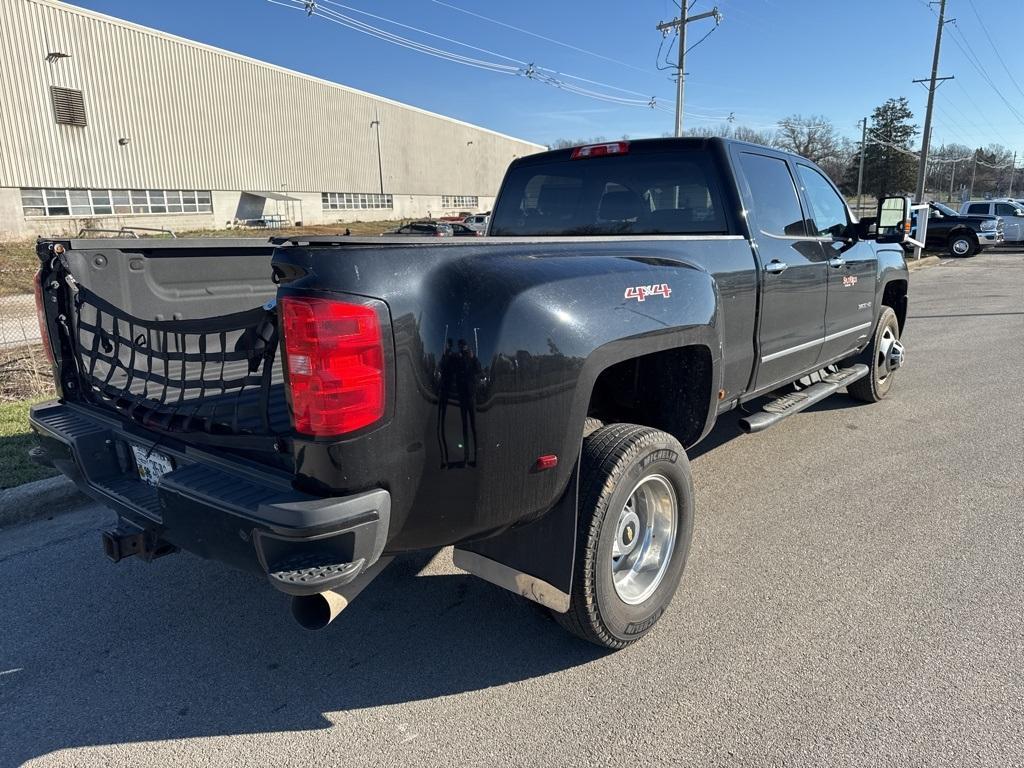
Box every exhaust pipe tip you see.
[290,590,349,631]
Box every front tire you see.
[553,423,694,649]
[847,306,904,403]
[948,232,977,257]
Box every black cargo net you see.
[70,285,286,447]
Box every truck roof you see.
[513,136,803,167]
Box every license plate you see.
[130,445,174,486]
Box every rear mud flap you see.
[454,461,579,613]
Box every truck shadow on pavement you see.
[1,537,605,764]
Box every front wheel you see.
[553,423,694,649]
[948,232,977,257]
[847,306,904,403]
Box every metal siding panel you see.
[2,0,543,195]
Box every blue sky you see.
[69,0,1024,150]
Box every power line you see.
[320,0,661,101]
[271,0,672,111]
[268,1,519,74]
[318,0,526,66]
[946,21,1024,126]
[684,23,717,55]
[429,0,652,75]
[965,0,1024,101]
[866,127,971,164]
[915,0,1024,135]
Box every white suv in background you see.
[960,199,1024,243]
[462,213,490,232]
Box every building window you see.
[322,192,393,210]
[442,195,479,209]
[20,188,213,217]
[50,86,87,126]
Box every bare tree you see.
[548,136,608,149]
[685,124,776,146]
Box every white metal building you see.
[0,0,545,239]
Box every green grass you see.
[0,399,57,489]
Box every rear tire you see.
[553,423,694,649]
[847,306,903,403]
[948,232,977,257]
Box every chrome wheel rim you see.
[611,474,677,605]
[876,325,904,382]
[952,238,971,255]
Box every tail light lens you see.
[33,270,55,364]
[279,296,385,436]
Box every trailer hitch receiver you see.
[101,524,177,563]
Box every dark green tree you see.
[852,97,918,197]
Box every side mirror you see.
[856,216,877,239]
[876,196,912,244]
[1015,210,1024,217]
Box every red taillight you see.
[33,270,54,365]
[279,296,385,436]
[570,141,629,160]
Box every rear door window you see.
[967,203,989,215]
[489,150,729,236]
[736,153,807,237]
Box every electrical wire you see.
[655,29,676,71]
[271,0,668,110]
[684,24,717,55]
[914,0,1024,134]
[318,0,527,66]
[269,1,762,127]
[267,1,518,74]
[309,0,671,105]
[428,0,653,75]
[965,0,1024,101]
[945,20,1024,127]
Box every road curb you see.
[0,475,87,528]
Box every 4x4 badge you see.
[624,284,672,302]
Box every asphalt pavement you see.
[1,250,1022,767]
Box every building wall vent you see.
[50,86,87,126]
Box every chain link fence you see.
[0,286,53,403]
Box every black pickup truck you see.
[912,201,1003,256]
[30,138,911,649]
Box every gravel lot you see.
[1,249,1022,767]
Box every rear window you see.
[489,151,729,236]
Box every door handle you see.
[765,260,788,274]
[828,257,846,268]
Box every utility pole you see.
[948,159,957,204]
[856,117,867,213]
[914,0,954,203]
[969,149,978,199]
[657,5,722,136]
[1008,151,1016,196]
